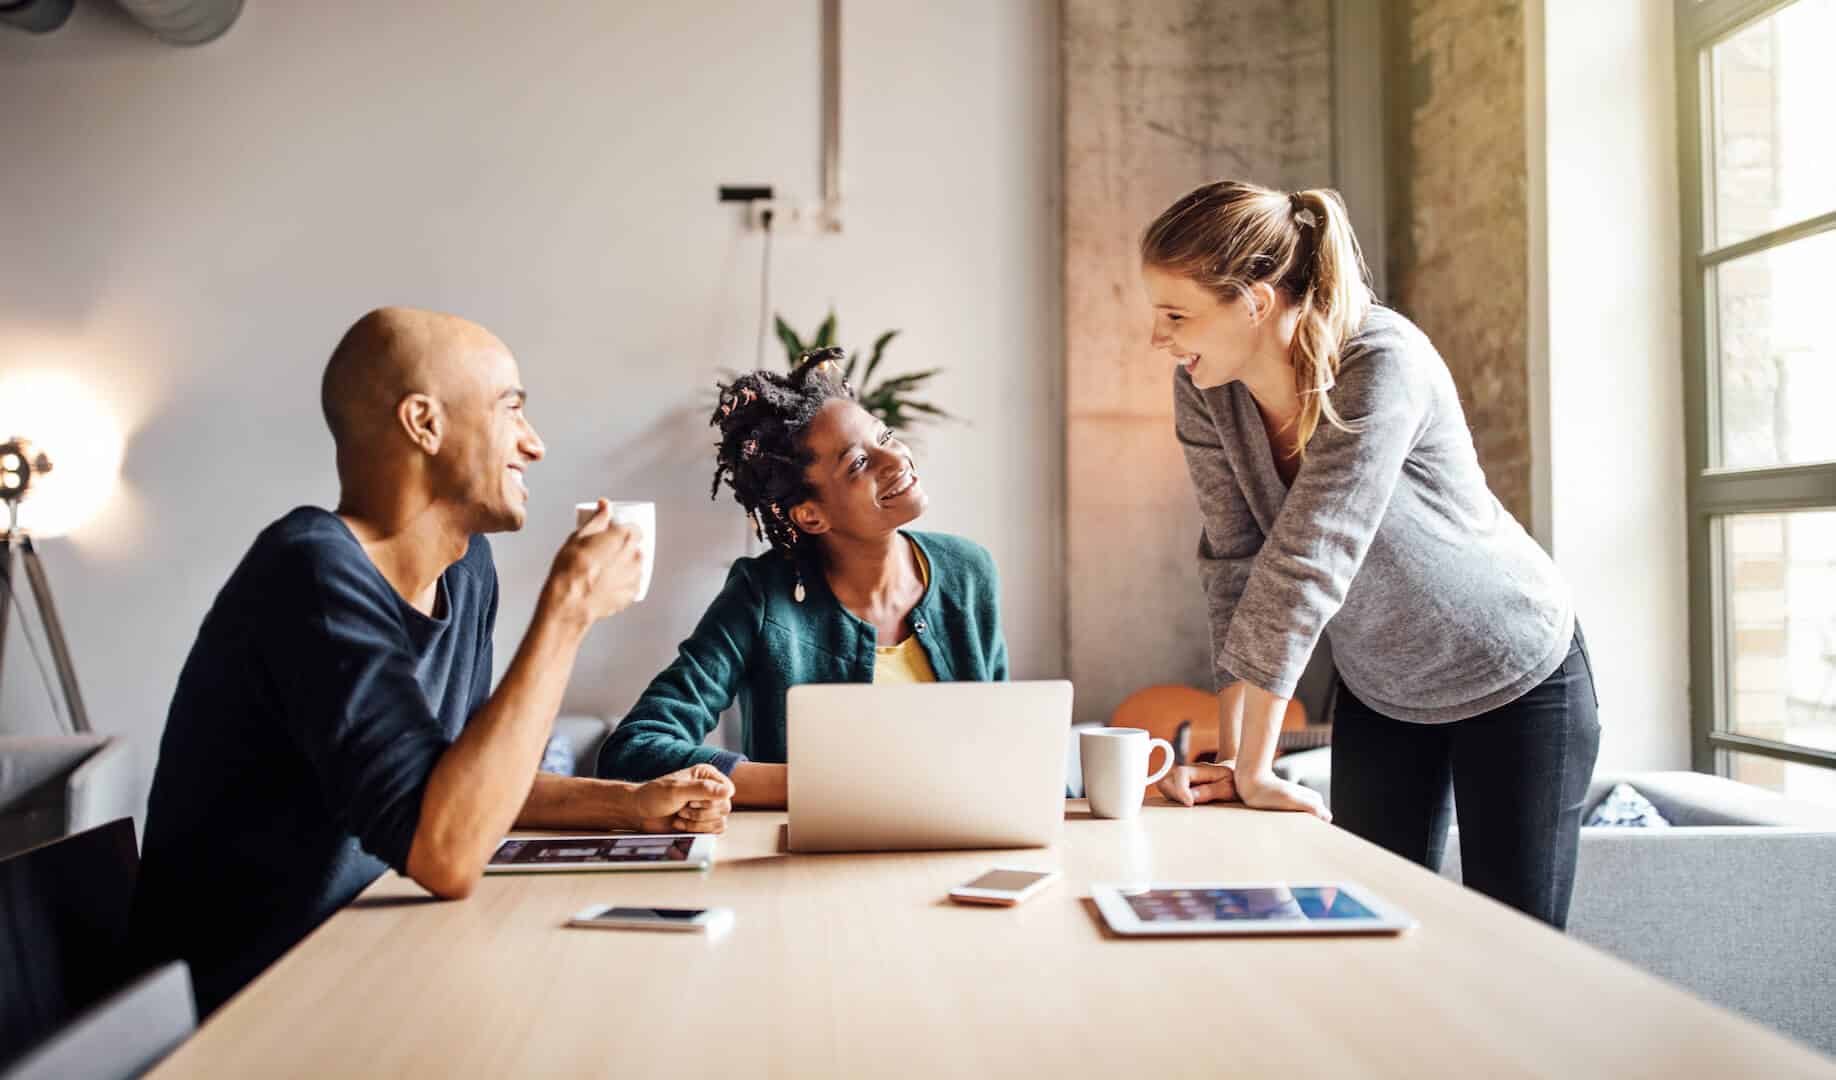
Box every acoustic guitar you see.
[1109,684,1332,795]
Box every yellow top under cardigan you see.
[872,540,937,684]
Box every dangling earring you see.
[772,501,807,603]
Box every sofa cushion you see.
[1591,771,1836,828]
[1585,782,1671,828]
[0,736,133,860]
[541,716,613,778]
[0,737,109,810]
[1271,746,1332,805]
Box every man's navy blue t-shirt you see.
[133,507,497,1015]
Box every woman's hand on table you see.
[1235,768,1331,822]
[1157,761,1237,806]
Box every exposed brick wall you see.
[1388,0,1533,528]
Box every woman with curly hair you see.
[595,348,1008,807]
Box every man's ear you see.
[788,500,829,537]
[398,393,443,456]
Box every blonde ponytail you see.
[1141,181,1373,459]
[1286,188,1372,453]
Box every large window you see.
[1678,0,1836,800]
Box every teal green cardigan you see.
[596,531,1008,781]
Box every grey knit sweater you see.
[1175,305,1575,723]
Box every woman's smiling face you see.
[1141,263,1262,391]
[788,399,927,543]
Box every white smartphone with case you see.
[568,905,734,934]
[948,867,1060,907]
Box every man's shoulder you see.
[254,506,358,562]
[242,508,393,611]
[236,507,353,584]
[253,511,491,579]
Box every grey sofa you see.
[544,715,615,777]
[548,706,749,779]
[0,736,138,860]
[1274,748,1836,1056]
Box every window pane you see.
[1722,511,1836,762]
[1727,751,1836,806]
[1714,230,1836,469]
[1711,0,1836,248]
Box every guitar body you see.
[1108,685,1330,796]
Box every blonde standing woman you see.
[1138,180,1600,928]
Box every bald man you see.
[133,308,733,1016]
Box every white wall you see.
[1535,0,1690,770]
[0,2,1064,808]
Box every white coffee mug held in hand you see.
[1080,728,1175,820]
[576,501,656,602]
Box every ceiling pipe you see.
[112,0,242,44]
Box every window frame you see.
[1677,0,1836,776]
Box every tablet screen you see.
[1124,886,1377,923]
[490,836,696,867]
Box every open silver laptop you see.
[786,681,1074,853]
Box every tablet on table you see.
[483,834,715,873]
[1091,881,1415,936]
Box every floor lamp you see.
[0,437,90,734]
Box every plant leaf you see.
[863,329,899,387]
[748,318,952,429]
[774,316,805,367]
[869,368,943,394]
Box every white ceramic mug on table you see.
[1080,727,1175,820]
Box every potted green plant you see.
[772,312,955,432]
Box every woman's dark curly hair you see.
[710,346,856,557]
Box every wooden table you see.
[154,801,1836,1078]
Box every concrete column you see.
[1062,0,1331,726]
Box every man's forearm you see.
[517,772,644,830]
[730,762,788,808]
[407,594,587,896]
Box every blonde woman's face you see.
[1141,264,1259,391]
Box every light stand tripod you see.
[0,440,90,734]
